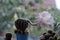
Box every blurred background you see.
[0,0,60,40]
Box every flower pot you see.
[16,33,29,40]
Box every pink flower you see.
[37,11,55,27]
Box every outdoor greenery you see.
[0,0,60,39]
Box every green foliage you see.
[0,0,60,38]
[29,1,35,6]
[35,0,43,4]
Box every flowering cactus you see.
[37,11,55,27]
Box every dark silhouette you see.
[40,30,58,40]
[5,33,12,40]
[15,19,29,34]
